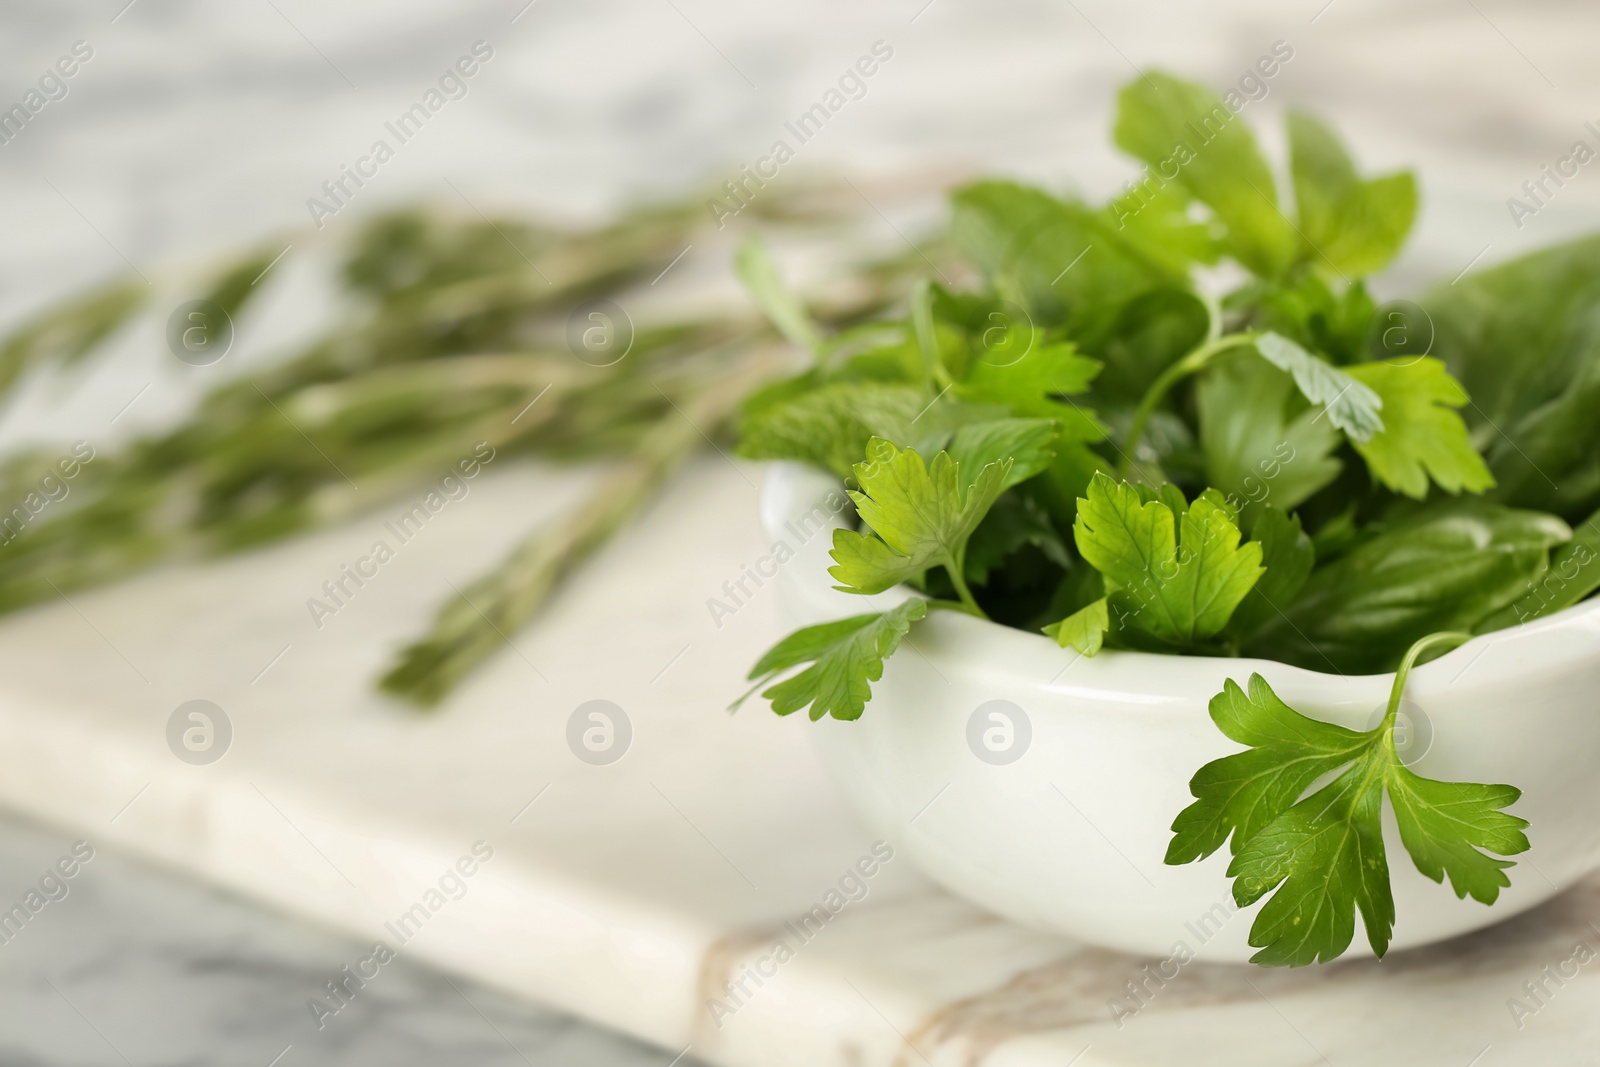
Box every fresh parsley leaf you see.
[1229,754,1396,966]
[1170,670,1529,966]
[947,418,1059,494]
[1073,472,1264,647]
[1254,331,1384,442]
[953,338,1108,503]
[1387,765,1529,905]
[1044,596,1109,655]
[829,438,1010,598]
[908,280,942,387]
[929,286,1042,375]
[740,600,928,720]
[1344,358,1494,499]
[1110,182,1220,275]
[1113,72,1296,277]
[735,383,925,481]
[1166,674,1369,866]
[954,339,1106,439]
[949,180,1183,343]
[1308,503,1364,562]
[1288,111,1418,278]
[736,384,1011,482]
[1196,355,1343,515]
[1485,345,1600,516]
[1425,236,1600,519]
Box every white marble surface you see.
[6,1,1600,1064]
[0,812,692,1067]
[0,454,1598,1067]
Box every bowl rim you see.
[758,460,1600,704]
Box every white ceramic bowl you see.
[760,462,1600,962]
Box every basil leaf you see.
[1476,507,1600,631]
[1427,234,1600,433]
[1246,504,1571,673]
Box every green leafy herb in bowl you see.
[734,71,1600,966]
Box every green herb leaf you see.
[1423,235,1600,519]
[1196,355,1343,515]
[1110,183,1220,275]
[1225,506,1316,642]
[1093,288,1211,403]
[735,383,926,481]
[1425,234,1600,432]
[1476,508,1600,631]
[1231,273,1378,365]
[1387,765,1528,905]
[1229,757,1396,966]
[1043,596,1109,655]
[955,340,1105,433]
[1288,111,1418,277]
[946,418,1059,493]
[953,338,1107,491]
[1171,670,1529,966]
[1482,348,1600,516]
[741,600,928,720]
[0,277,148,397]
[1073,472,1264,646]
[1345,358,1495,499]
[1246,504,1571,673]
[1254,331,1384,442]
[1165,674,1368,866]
[1113,72,1296,277]
[829,438,1010,597]
[735,237,822,354]
[949,180,1182,343]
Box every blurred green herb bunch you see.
[0,185,930,704]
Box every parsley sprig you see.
[1167,633,1529,966]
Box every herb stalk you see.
[1384,631,1473,726]
[1120,332,1258,480]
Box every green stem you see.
[909,279,940,389]
[1119,332,1258,480]
[1200,290,1224,345]
[943,551,988,619]
[1383,631,1474,725]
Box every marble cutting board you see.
[1,454,1598,1067]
